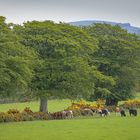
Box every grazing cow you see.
[129,109,137,117]
[115,106,120,116]
[52,111,63,119]
[53,112,60,119]
[82,108,94,116]
[98,109,110,117]
[65,110,73,119]
[62,111,67,119]
[51,110,73,119]
[120,110,126,117]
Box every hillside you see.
[69,20,140,35]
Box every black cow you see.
[120,110,126,117]
[129,109,137,116]
[98,109,110,117]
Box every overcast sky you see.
[0,0,140,27]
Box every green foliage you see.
[85,24,140,103]
[14,21,98,100]
[0,16,38,97]
[1,16,140,107]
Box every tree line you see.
[0,16,140,112]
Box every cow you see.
[98,109,110,117]
[65,110,73,119]
[115,106,120,116]
[51,110,73,119]
[129,109,137,117]
[120,110,126,117]
[52,111,63,119]
[81,108,95,116]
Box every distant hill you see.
[69,20,140,35]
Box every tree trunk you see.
[39,97,48,113]
[105,98,118,106]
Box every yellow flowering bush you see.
[123,99,140,108]
[66,99,106,116]
[0,107,48,123]
[67,99,105,111]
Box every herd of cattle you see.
[49,107,138,119]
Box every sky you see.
[0,0,140,27]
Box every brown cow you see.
[65,110,73,119]
[115,106,120,116]
[51,110,73,119]
[82,108,94,116]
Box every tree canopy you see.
[14,21,105,111]
[1,16,140,110]
[0,16,37,97]
[84,24,140,105]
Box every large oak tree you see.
[14,21,101,112]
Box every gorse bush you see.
[7,109,20,114]
[0,112,20,122]
[33,112,48,120]
[67,99,105,110]
[0,108,48,123]
[23,107,33,115]
[66,99,106,116]
[122,99,140,108]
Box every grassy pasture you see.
[135,92,140,99]
[0,116,140,140]
[0,93,140,140]
[0,99,71,112]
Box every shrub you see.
[72,110,82,117]
[67,99,105,110]
[121,99,140,108]
[0,107,48,123]
[7,109,20,114]
[33,112,48,120]
[3,113,15,122]
[21,112,34,121]
[23,107,33,115]
[0,112,5,123]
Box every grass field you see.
[135,92,140,99]
[0,116,140,140]
[0,99,71,112]
[0,94,140,140]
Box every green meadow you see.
[0,97,140,140]
[0,115,140,140]
[0,99,71,112]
